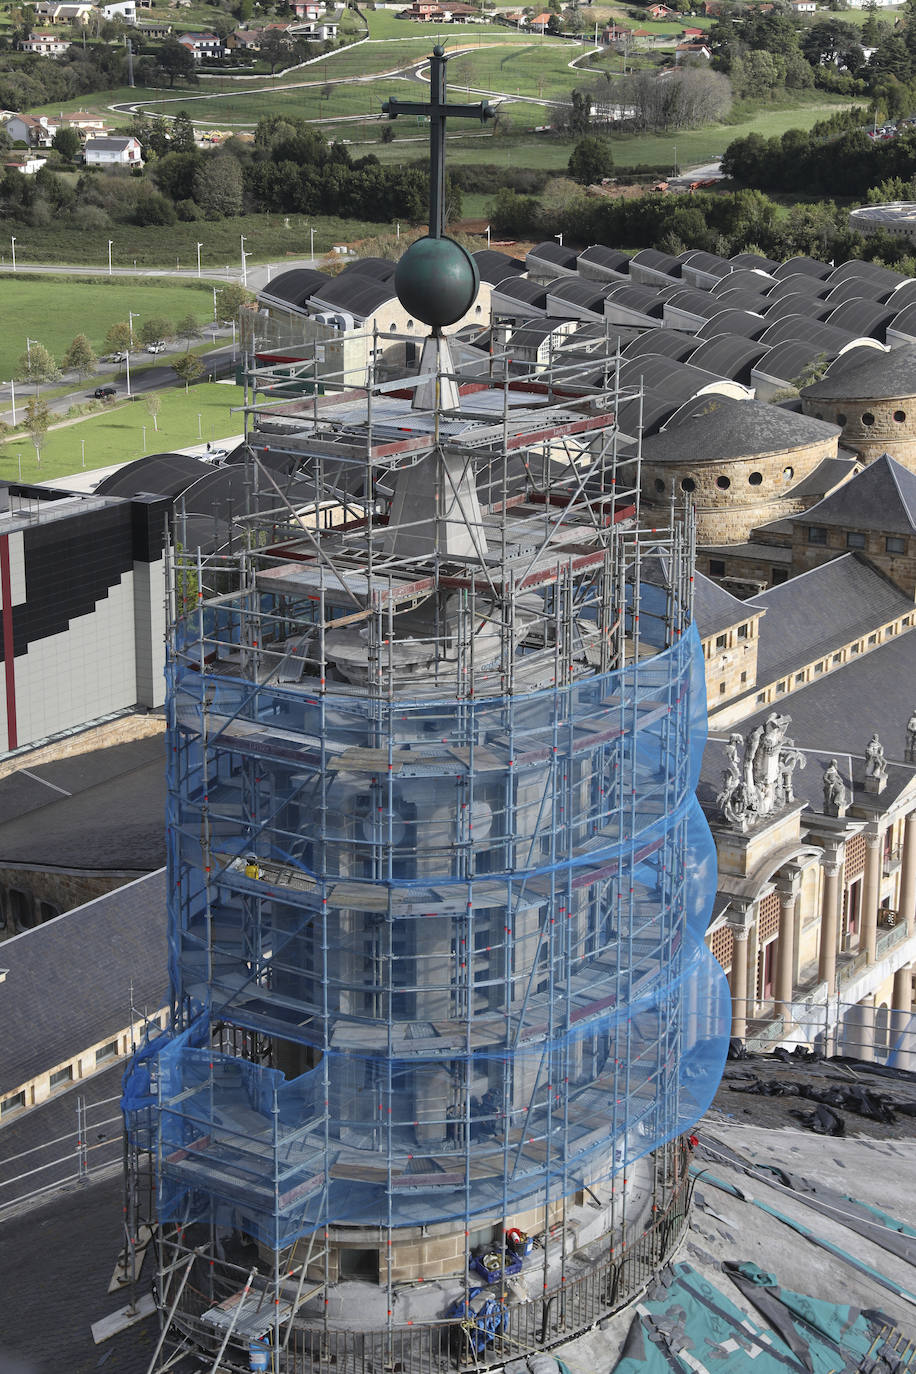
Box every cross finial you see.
[383,46,494,238]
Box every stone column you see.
[729,924,751,1040]
[817,857,842,994]
[861,831,882,965]
[891,963,915,1071]
[775,875,800,1014]
[899,811,916,937]
[852,993,876,1063]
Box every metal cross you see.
[383,45,494,239]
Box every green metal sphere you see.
[394,235,480,330]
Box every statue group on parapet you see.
[906,707,916,764]
[717,712,805,833]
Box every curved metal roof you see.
[803,341,916,399]
[710,270,773,297]
[710,287,776,314]
[771,255,832,281]
[622,332,697,362]
[338,256,396,281]
[765,274,830,302]
[827,258,905,289]
[695,309,767,340]
[760,294,834,322]
[577,245,631,272]
[677,249,731,278]
[822,276,888,306]
[824,298,896,338]
[663,288,724,318]
[885,278,916,311]
[260,267,332,309]
[604,283,665,316]
[495,276,550,306]
[756,316,854,350]
[887,301,916,339]
[95,453,210,499]
[686,335,770,383]
[546,278,610,310]
[729,251,779,273]
[630,248,682,277]
[527,240,578,269]
[753,337,833,382]
[310,273,398,319]
[473,249,526,284]
[615,392,681,438]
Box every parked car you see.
[146,341,167,354]
[93,386,117,400]
[108,352,126,363]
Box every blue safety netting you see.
[126,609,729,1248]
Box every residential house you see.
[3,114,56,148]
[100,0,137,21]
[293,18,339,38]
[33,0,92,21]
[681,25,704,37]
[290,0,323,16]
[3,155,47,174]
[176,31,224,60]
[59,111,110,136]
[134,20,172,37]
[19,30,71,53]
[647,3,675,16]
[84,134,143,165]
[790,0,816,11]
[676,41,712,57]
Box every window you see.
[737,623,748,639]
[772,568,788,584]
[868,633,877,645]
[748,471,763,486]
[795,671,805,683]
[836,412,847,425]
[783,466,794,480]
[716,475,731,490]
[95,1039,119,1064]
[756,692,767,703]
[887,536,906,554]
[846,531,866,549]
[814,661,824,674]
[716,634,727,649]
[654,478,665,493]
[681,477,695,493]
[832,652,842,664]
[740,671,747,684]
[894,409,906,423]
[1,1091,25,1116]
[719,681,727,695]
[709,559,725,576]
[50,1065,73,1089]
[807,526,827,545]
[862,411,875,426]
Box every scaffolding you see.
[123,321,730,1372]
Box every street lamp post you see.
[310,226,315,262]
[197,413,202,439]
[108,239,113,275]
[197,241,203,278]
[10,236,15,272]
[81,438,85,467]
[240,234,247,287]
[127,310,139,399]
[8,378,16,426]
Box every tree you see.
[51,126,80,160]
[172,352,204,391]
[15,343,59,385]
[214,282,254,324]
[193,154,244,219]
[104,321,132,355]
[145,392,162,432]
[177,313,200,348]
[170,110,196,153]
[139,317,173,347]
[157,38,198,88]
[260,29,293,74]
[61,333,98,379]
[568,136,614,185]
[25,394,51,467]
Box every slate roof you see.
[784,454,859,501]
[803,342,916,399]
[84,136,134,151]
[750,552,915,686]
[644,395,839,462]
[0,734,166,870]
[0,868,167,1098]
[693,568,762,638]
[795,451,916,534]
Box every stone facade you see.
[790,522,916,597]
[0,866,139,938]
[702,612,762,709]
[802,391,916,470]
[642,437,838,545]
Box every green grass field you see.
[1,383,246,482]
[0,277,221,379]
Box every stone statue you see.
[865,732,887,794]
[823,758,847,817]
[717,716,800,832]
[905,707,916,764]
